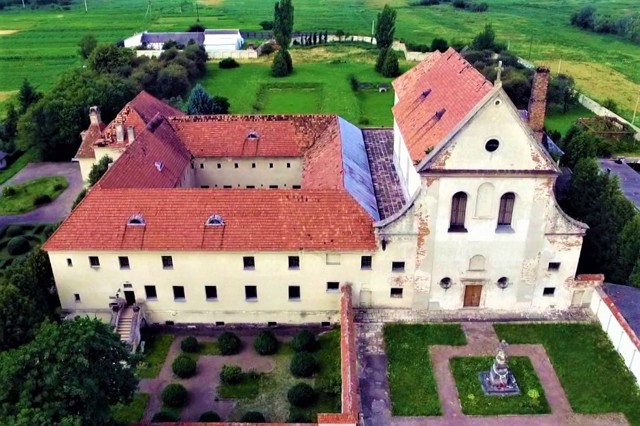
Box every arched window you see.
[206,214,224,226]
[127,214,145,226]
[469,255,485,271]
[497,192,515,227]
[449,192,468,232]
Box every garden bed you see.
[136,334,175,379]
[0,175,68,214]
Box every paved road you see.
[599,159,640,210]
[0,162,83,227]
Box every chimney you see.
[89,106,101,125]
[115,124,125,143]
[127,126,135,144]
[528,66,550,143]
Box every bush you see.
[218,331,241,355]
[7,236,30,256]
[33,194,52,206]
[259,41,276,55]
[470,2,488,12]
[181,336,199,353]
[241,411,266,423]
[161,383,188,408]
[431,37,449,52]
[290,352,319,377]
[348,74,359,92]
[287,383,318,407]
[259,20,273,30]
[254,330,278,355]
[318,372,342,396]
[5,225,24,238]
[219,58,240,69]
[151,411,179,422]
[172,354,197,378]
[220,364,243,385]
[292,330,317,352]
[288,412,313,423]
[405,42,430,53]
[198,411,221,422]
[2,186,16,197]
[53,183,66,191]
[381,49,400,77]
[72,188,87,210]
[272,49,292,77]
[452,0,467,8]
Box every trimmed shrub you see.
[198,411,221,422]
[220,364,243,385]
[151,411,179,422]
[287,383,318,407]
[219,58,240,69]
[291,330,317,352]
[161,383,188,408]
[5,225,24,238]
[181,335,199,353]
[241,411,266,423]
[53,183,66,191]
[218,331,241,355]
[172,354,196,378]
[7,236,30,256]
[290,352,319,377]
[2,186,16,197]
[254,330,278,355]
[33,194,52,206]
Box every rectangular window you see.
[361,255,372,270]
[548,262,561,271]
[89,256,100,267]
[327,282,340,292]
[200,185,210,188]
[268,321,277,327]
[66,258,73,267]
[118,256,130,270]
[269,163,274,168]
[123,283,132,289]
[252,163,256,168]
[287,162,291,168]
[74,293,81,302]
[205,285,218,301]
[543,287,556,297]
[288,256,300,270]
[245,285,257,300]
[392,261,405,272]
[173,285,185,301]
[246,185,255,189]
[497,193,516,227]
[215,321,225,326]
[145,285,157,300]
[243,256,255,270]
[200,163,205,169]
[217,163,221,169]
[390,288,404,298]
[292,185,301,189]
[269,185,278,189]
[289,285,301,300]
[162,255,173,269]
[449,192,468,232]
[223,185,232,189]
[234,163,239,168]
[326,253,341,265]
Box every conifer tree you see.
[273,0,294,76]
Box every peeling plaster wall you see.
[194,157,302,188]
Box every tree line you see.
[571,6,640,44]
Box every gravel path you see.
[0,162,83,227]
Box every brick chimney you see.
[528,66,550,143]
[115,124,125,143]
[127,126,135,144]
[89,106,101,126]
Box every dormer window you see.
[206,214,224,226]
[246,131,260,140]
[128,214,145,226]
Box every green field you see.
[0,0,639,118]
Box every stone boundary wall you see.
[590,285,640,383]
[135,50,258,60]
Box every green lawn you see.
[225,329,341,422]
[384,323,467,416]
[256,83,323,114]
[0,0,639,118]
[0,175,68,214]
[111,393,150,423]
[137,334,175,379]
[218,370,262,399]
[0,223,56,270]
[545,105,594,137]
[0,149,37,185]
[182,339,221,362]
[494,323,640,425]
[450,356,550,416]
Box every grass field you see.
[495,323,640,425]
[0,149,37,185]
[0,175,68,214]
[545,104,594,137]
[384,323,467,416]
[450,356,550,416]
[137,333,174,379]
[0,0,639,119]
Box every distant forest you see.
[0,0,73,10]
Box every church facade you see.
[44,49,594,325]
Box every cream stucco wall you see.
[194,157,302,188]
[77,147,125,185]
[49,248,416,324]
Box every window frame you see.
[243,256,255,270]
[288,285,301,301]
[245,285,258,301]
[391,261,405,273]
[173,285,186,301]
[326,282,340,293]
[161,255,173,269]
[449,192,468,232]
[390,288,404,298]
[205,285,218,301]
[89,256,100,268]
[497,192,516,228]
[361,255,372,270]
[145,285,158,300]
[288,256,300,270]
[118,256,130,270]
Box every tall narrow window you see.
[449,192,468,232]
[497,192,515,227]
[245,285,257,301]
[173,286,185,301]
[145,285,157,300]
[118,256,130,270]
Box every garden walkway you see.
[0,162,83,227]
[138,335,275,422]
[358,322,628,426]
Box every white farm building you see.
[123,29,244,53]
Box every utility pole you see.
[195,0,200,22]
[633,91,639,125]
[557,59,562,75]
[84,0,88,12]
[528,34,533,61]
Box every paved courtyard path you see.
[0,162,83,227]
[358,321,629,426]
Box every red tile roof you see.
[392,48,493,164]
[74,122,106,159]
[43,188,376,251]
[98,115,192,189]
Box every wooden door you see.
[124,290,136,306]
[463,285,482,307]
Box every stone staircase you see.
[115,306,134,343]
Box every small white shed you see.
[203,29,244,52]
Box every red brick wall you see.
[528,66,550,143]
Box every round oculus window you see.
[485,139,500,152]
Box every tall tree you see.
[78,34,98,61]
[88,45,135,76]
[471,24,497,51]
[88,155,113,186]
[0,284,46,351]
[186,84,215,114]
[375,5,396,50]
[18,78,42,114]
[272,0,294,76]
[0,317,138,426]
[612,215,640,284]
